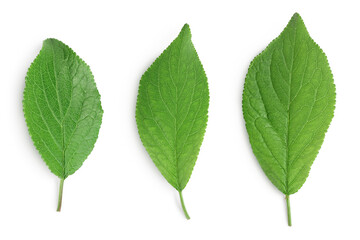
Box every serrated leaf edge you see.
[135,24,209,191]
[242,13,336,195]
[23,38,104,180]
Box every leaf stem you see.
[286,195,292,226]
[57,179,64,212]
[179,191,190,220]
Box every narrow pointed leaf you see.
[136,24,209,219]
[242,13,335,225]
[23,38,103,211]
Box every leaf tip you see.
[290,12,304,23]
[182,23,190,30]
[181,23,191,36]
[292,12,301,18]
[286,12,307,33]
[43,38,59,46]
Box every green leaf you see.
[23,38,103,211]
[242,13,335,226]
[136,24,209,219]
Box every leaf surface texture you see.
[242,13,335,195]
[23,39,103,180]
[136,24,209,192]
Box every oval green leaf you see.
[23,38,103,211]
[242,13,335,226]
[136,24,209,219]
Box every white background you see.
[0,0,359,239]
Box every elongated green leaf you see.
[242,13,335,225]
[136,24,209,219]
[23,38,103,211]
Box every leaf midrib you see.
[51,45,67,178]
[284,19,298,194]
[168,32,198,190]
[48,45,81,178]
